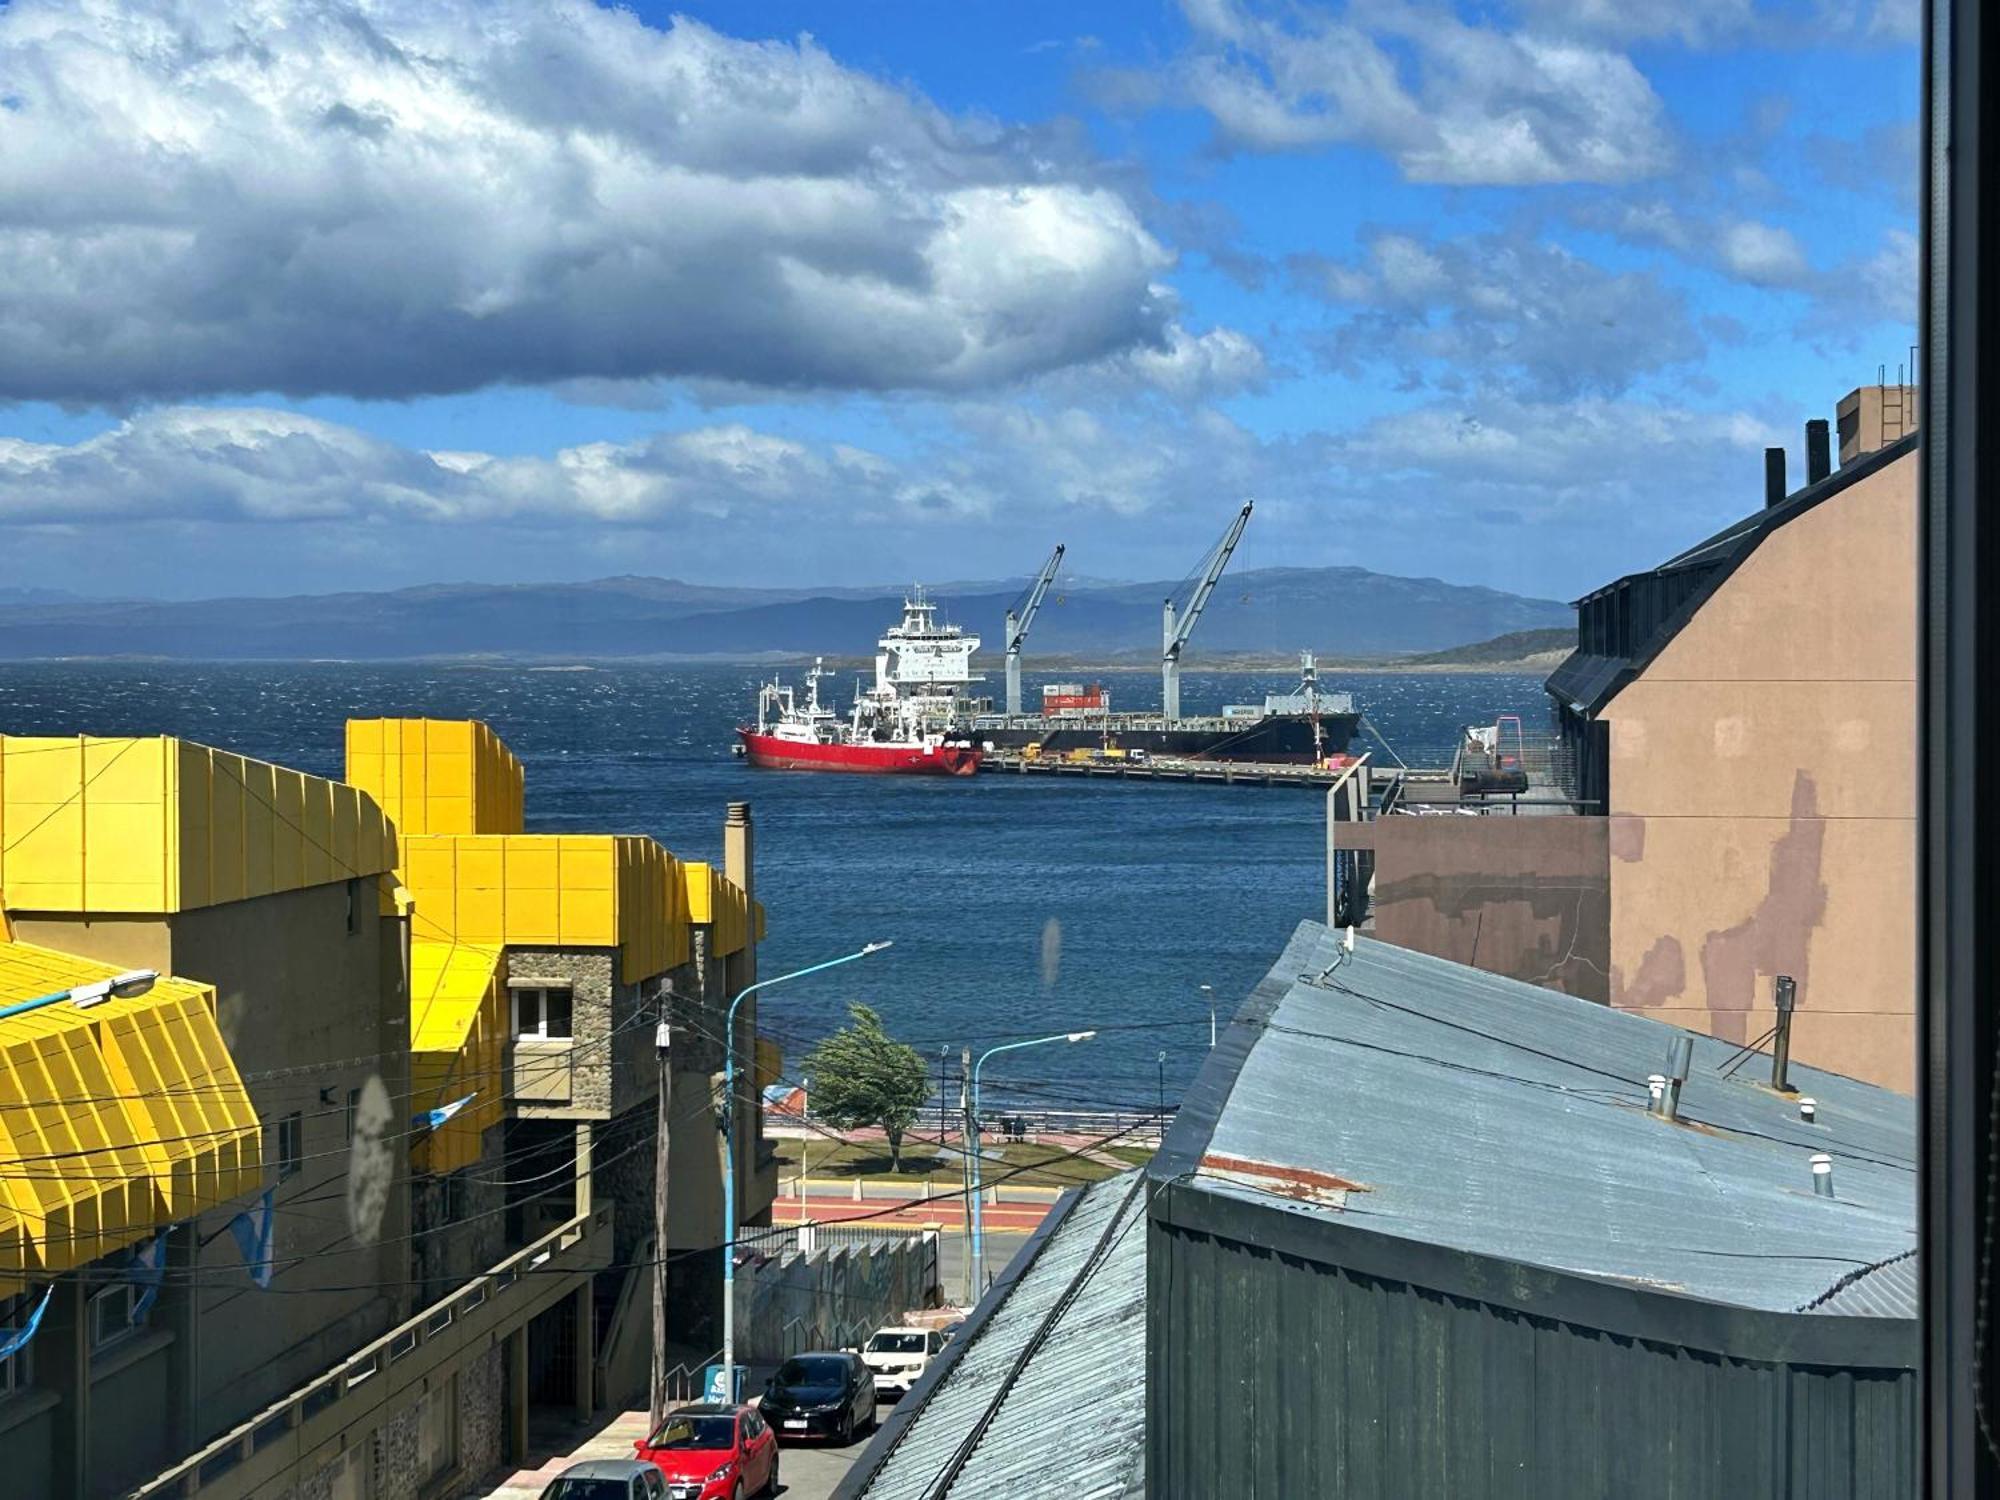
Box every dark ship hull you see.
[971,711,1359,764]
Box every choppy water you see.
[0,662,1548,1111]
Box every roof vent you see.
[1805,420,1832,484]
[1764,447,1788,508]
[1650,1035,1694,1123]
[1771,975,1797,1093]
[1811,1153,1835,1198]
[1800,1096,1818,1124]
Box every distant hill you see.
[0,568,1573,662]
[1400,627,1574,667]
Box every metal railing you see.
[132,1204,611,1499]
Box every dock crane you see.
[1162,502,1253,723]
[1004,542,1066,717]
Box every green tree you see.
[802,1003,931,1171]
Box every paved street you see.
[473,1231,1030,1500]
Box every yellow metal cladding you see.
[754,1035,782,1091]
[402,833,689,983]
[409,941,507,1175]
[681,862,760,958]
[0,735,395,914]
[345,718,525,837]
[0,940,260,1286]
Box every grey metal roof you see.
[1543,650,1629,713]
[845,1172,1147,1500]
[1804,1250,1919,1317]
[1184,921,1916,1317]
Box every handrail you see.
[131,1203,611,1499]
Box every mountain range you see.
[0,567,1574,661]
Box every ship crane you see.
[1162,502,1253,723]
[1004,543,1066,717]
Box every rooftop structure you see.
[1147,921,1916,1497]
[838,1172,1147,1500]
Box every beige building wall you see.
[1602,451,1916,1089]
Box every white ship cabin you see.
[876,587,982,699]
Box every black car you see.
[759,1350,876,1446]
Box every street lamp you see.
[1200,983,1215,1050]
[720,940,892,1397]
[969,1030,1096,1297]
[1158,1050,1167,1121]
[0,969,156,1022]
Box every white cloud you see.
[1293,231,1704,397]
[1165,0,1673,185]
[0,0,1187,404]
[1717,221,1811,285]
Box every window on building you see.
[345,876,361,935]
[88,1281,141,1352]
[272,1111,304,1180]
[0,1293,35,1399]
[512,985,574,1040]
[345,1087,363,1143]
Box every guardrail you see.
[131,1204,612,1500]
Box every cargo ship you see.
[966,653,1361,765]
[736,656,981,776]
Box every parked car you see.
[759,1350,877,1445]
[633,1402,778,1500]
[860,1325,947,1399]
[542,1459,668,1500]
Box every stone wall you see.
[736,1235,941,1363]
[412,1126,509,1306]
[457,1345,504,1493]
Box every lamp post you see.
[1157,1051,1167,1123]
[1200,983,1215,1049]
[0,969,156,1021]
[720,941,891,1397]
[970,1030,1096,1296]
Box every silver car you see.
[541,1458,668,1500]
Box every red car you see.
[634,1402,779,1500]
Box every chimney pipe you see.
[1771,974,1797,1093]
[1811,1153,1835,1198]
[1764,447,1788,508]
[1799,1096,1818,1124]
[1805,420,1831,484]
[1652,1035,1694,1122]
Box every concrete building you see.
[0,718,772,1499]
[1351,386,1919,1090]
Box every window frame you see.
[510,984,575,1041]
[88,1280,142,1353]
[273,1110,304,1181]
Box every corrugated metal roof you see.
[851,1172,1147,1500]
[1804,1251,1918,1318]
[1543,651,1629,713]
[1190,922,1915,1317]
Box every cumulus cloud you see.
[1154,0,1673,184]
[1292,231,1704,397]
[0,0,1194,404]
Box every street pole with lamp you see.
[719,940,892,1398]
[1157,1051,1167,1125]
[1200,983,1215,1049]
[969,1030,1096,1297]
[0,969,156,1021]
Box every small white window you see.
[89,1282,140,1351]
[512,985,574,1040]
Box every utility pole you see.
[959,1046,974,1306]
[650,987,672,1432]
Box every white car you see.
[859,1326,946,1399]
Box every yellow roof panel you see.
[0,735,396,915]
[346,718,526,838]
[409,941,507,1175]
[0,940,261,1281]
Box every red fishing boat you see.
[736,659,981,776]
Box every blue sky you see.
[0,0,1918,602]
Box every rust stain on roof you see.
[1198,1151,1369,1207]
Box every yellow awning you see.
[409,941,507,1175]
[0,941,261,1284]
